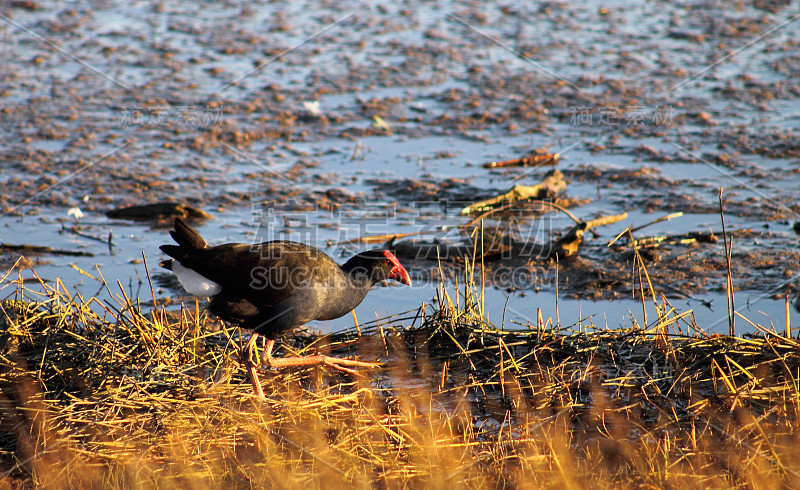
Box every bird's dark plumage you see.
[160,219,411,340]
[160,218,411,399]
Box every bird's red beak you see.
[383,250,412,286]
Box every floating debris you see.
[0,243,93,257]
[483,153,560,169]
[106,202,212,222]
[66,206,84,222]
[460,170,567,214]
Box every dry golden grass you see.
[1,256,799,489]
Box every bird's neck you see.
[338,278,373,310]
[340,266,375,291]
[314,266,375,321]
[340,258,377,287]
[340,261,378,300]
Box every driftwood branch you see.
[460,170,567,215]
[0,243,94,257]
[106,202,211,221]
[624,231,719,249]
[482,153,559,169]
[391,212,627,263]
[545,214,626,258]
[586,213,628,230]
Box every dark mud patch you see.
[106,202,212,222]
[392,226,799,303]
[366,176,483,203]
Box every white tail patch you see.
[172,262,222,297]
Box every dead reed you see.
[1,256,799,489]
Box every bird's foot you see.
[264,354,381,378]
[320,356,382,378]
[244,334,266,400]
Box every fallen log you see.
[624,231,719,249]
[106,202,211,221]
[460,170,566,215]
[483,153,559,169]
[391,212,627,262]
[0,243,93,257]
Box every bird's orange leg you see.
[244,333,265,400]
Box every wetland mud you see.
[1,0,798,332]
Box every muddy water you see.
[1,1,798,335]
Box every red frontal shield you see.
[383,250,412,286]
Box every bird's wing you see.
[174,241,338,307]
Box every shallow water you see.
[1,0,798,335]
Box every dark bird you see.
[160,218,411,398]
